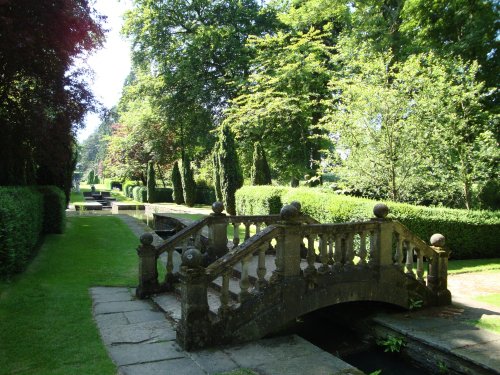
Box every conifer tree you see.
[212,142,222,202]
[180,155,196,207]
[146,160,156,203]
[171,161,184,204]
[251,142,272,185]
[216,125,243,215]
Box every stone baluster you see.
[405,242,415,278]
[165,247,175,284]
[232,222,240,247]
[344,232,355,270]
[256,245,267,289]
[255,222,261,233]
[427,234,451,305]
[219,271,231,314]
[334,234,343,271]
[304,235,317,276]
[394,233,404,270]
[368,229,377,268]
[318,234,329,274]
[194,228,202,249]
[182,239,188,255]
[136,233,159,299]
[416,250,425,284]
[239,254,252,302]
[244,222,251,241]
[358,231,368,267]
[328,235,334,265]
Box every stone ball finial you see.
[140,232,154,246]
[212,201,224,214]
[290,201,302,213]
[373,203,389,219]
[280,204,299,222]
[430,233,445,247]
[182,247,203,268]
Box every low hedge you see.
[236,186,500,259]
[132,186,147,202]
[124,181,139,198]
[235,186,286,215]
[103,179,123,191]
[196,186,216,205]
[0,187,44,277]
[37,186,66,234]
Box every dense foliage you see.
[251,142,272,185]
[236,186,500,259]
[180,155,196,207]
[0,0,104,200]
[171,161,184,205]
[146,160,156,203]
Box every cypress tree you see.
[147,160,156,203]
[212,142,222,202]
[171,160,184,204]
[217,125,243,215]
[87,169,95,184]
[251,142,272,185]
[180,155,196,207]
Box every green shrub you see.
[87,170,95,184]
[237,186,500,259]
[155,188,173,203]
[196,186,216,205]
[251,142,272,185]
[147,161,156,203]
[236,186,285,215]
[132,186,147,202]
[124,181,138,198]
[181,155,196,207]
[0,187,44,278]
[37,186,66,234]
[104,179,122,191]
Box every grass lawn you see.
[448,258,500,274]
[474,293,500,307]
[468,316,500,334]
[0,216,138,375]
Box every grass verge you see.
[468,316,500,334]
[0,216,138,375]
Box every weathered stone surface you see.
[189,348,239,374]
[109,341,185,367]
[124,309,166,324]
[94,312,129,327]
[100,320,176,345]
[152,294,182,322]
[453,339,500,371]
[119,358,206,375]
[94,300,152,315]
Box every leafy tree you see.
[180,155,196,207]
[171,161,184,205]
[212,143,223,202]
[251,142,272,185]
[216,125,243,215]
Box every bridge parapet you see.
[136,202,451,350]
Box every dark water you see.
[281,302,432,375]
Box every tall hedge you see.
[37,186,66,234]
[132,186,148,202]
[180,155,196,207]
[147,160,156,203]
[216,125,243,215]
[236,186,500,259]
[251,142,272,185]
[0,187,43,278]
[172,160,184,204]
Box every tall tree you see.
[251,142,272,185]
[0,0,104,200]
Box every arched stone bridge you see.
[136,202,451,350]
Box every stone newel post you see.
[136,233,159,299]
[271,203,302,282]
[427,233,452,305]
[373,203,394,266]
[207,202,228,260]
[177,248,210,350]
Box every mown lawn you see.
[0,216,138,375]
[448,258,500,274]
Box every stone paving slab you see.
[91,286,365,375]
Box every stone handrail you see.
[205,225,282,279]
[155,217,210,256]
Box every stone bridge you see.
[136,202,451,350]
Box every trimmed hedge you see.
[236,186,500,259]
[235,186,286,215]
[0,187,44,277]
[132,186,147,202]
[196,186,216,205]
[104,179,123,191]
[124,181,139,198]
[37,186,66,234]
